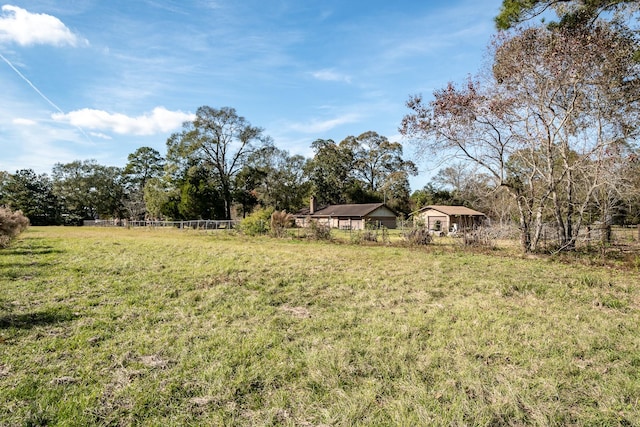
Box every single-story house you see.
[295,197,398,230]
[411,205,486,234]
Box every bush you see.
[270,210,294,238]
[307,219,332,241]
[403,228,432,246]
[350,228,389,245]
[351,229,378,243]
[350,230,364,244]
[462,227,498,248]
[349,223,391,245]
[0,207,30,248]
[239,207,274,236]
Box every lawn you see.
[1,226,639,426]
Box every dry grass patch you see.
[280,304,312,318]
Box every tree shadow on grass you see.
[0,243,63,278]
[0,246,63,256]
[0,261,54,270]
[0,307,76,329]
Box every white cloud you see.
[0,5,88,47]
[12,117,36,125]
[311,69,351,84]
[289,113,360,134]
[51,107,195,136]
[89,132,112,140]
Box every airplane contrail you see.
[0,52,66,114]
[0,51,92,142]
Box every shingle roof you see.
[312,203,389,217]
[418,205,485,216]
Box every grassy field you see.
[1,226,639,426]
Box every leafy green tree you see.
[495,0,639,30]
[1,169,61,225]
[344,131,417,194]
[52,160,126,220]
[380,170,413,215]
[123,147,165,189]
[410,183,460,211]
[143,177,176,220]
[306,134,415,213]
[175,162,226,220]
[305,139,355,206]
[342,180,380,205]
[233,166,263,218]
[243,146,311,213]
[123,146,165,219]
[144,158,226,221]
[343,131,416,214]
[167,106,271,220]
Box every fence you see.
[533,224,639,252]
[85,219,240,230]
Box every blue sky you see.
[0,0,503,190]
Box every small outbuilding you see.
[411,205,486,234]
[295,197,398,230]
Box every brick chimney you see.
[310,196,317,214]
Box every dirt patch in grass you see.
[280,304,311,318]
[139,355,171,369]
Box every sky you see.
[0,0,504,191]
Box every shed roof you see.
[417,205,486,216]
[311,203,391,217]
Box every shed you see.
[412,205,486,234]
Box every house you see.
[295,197,398,230]
[411,205,486,234]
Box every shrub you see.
[350,230,364,244]
[403,228,432,246]
[363,230,378,242]
[307,219,332,241]
[270,210,294,238]
[350,227,389,245]
[0,207,30,248]
[380,227,390,244]
[462,227,498,248]
[354,221,389,244]
[239,207,274,236]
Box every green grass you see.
[1,226,639,426]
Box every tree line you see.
[0,106,425,225]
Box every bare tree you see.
[401,24,640,252]
[432,163,515,225]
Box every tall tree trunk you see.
[221,180,232,220]
[565,169,575,249]
[530,205,545,252]
[515,194,532,252]
[552,189,567,246]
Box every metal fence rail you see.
[85,219,240,230]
